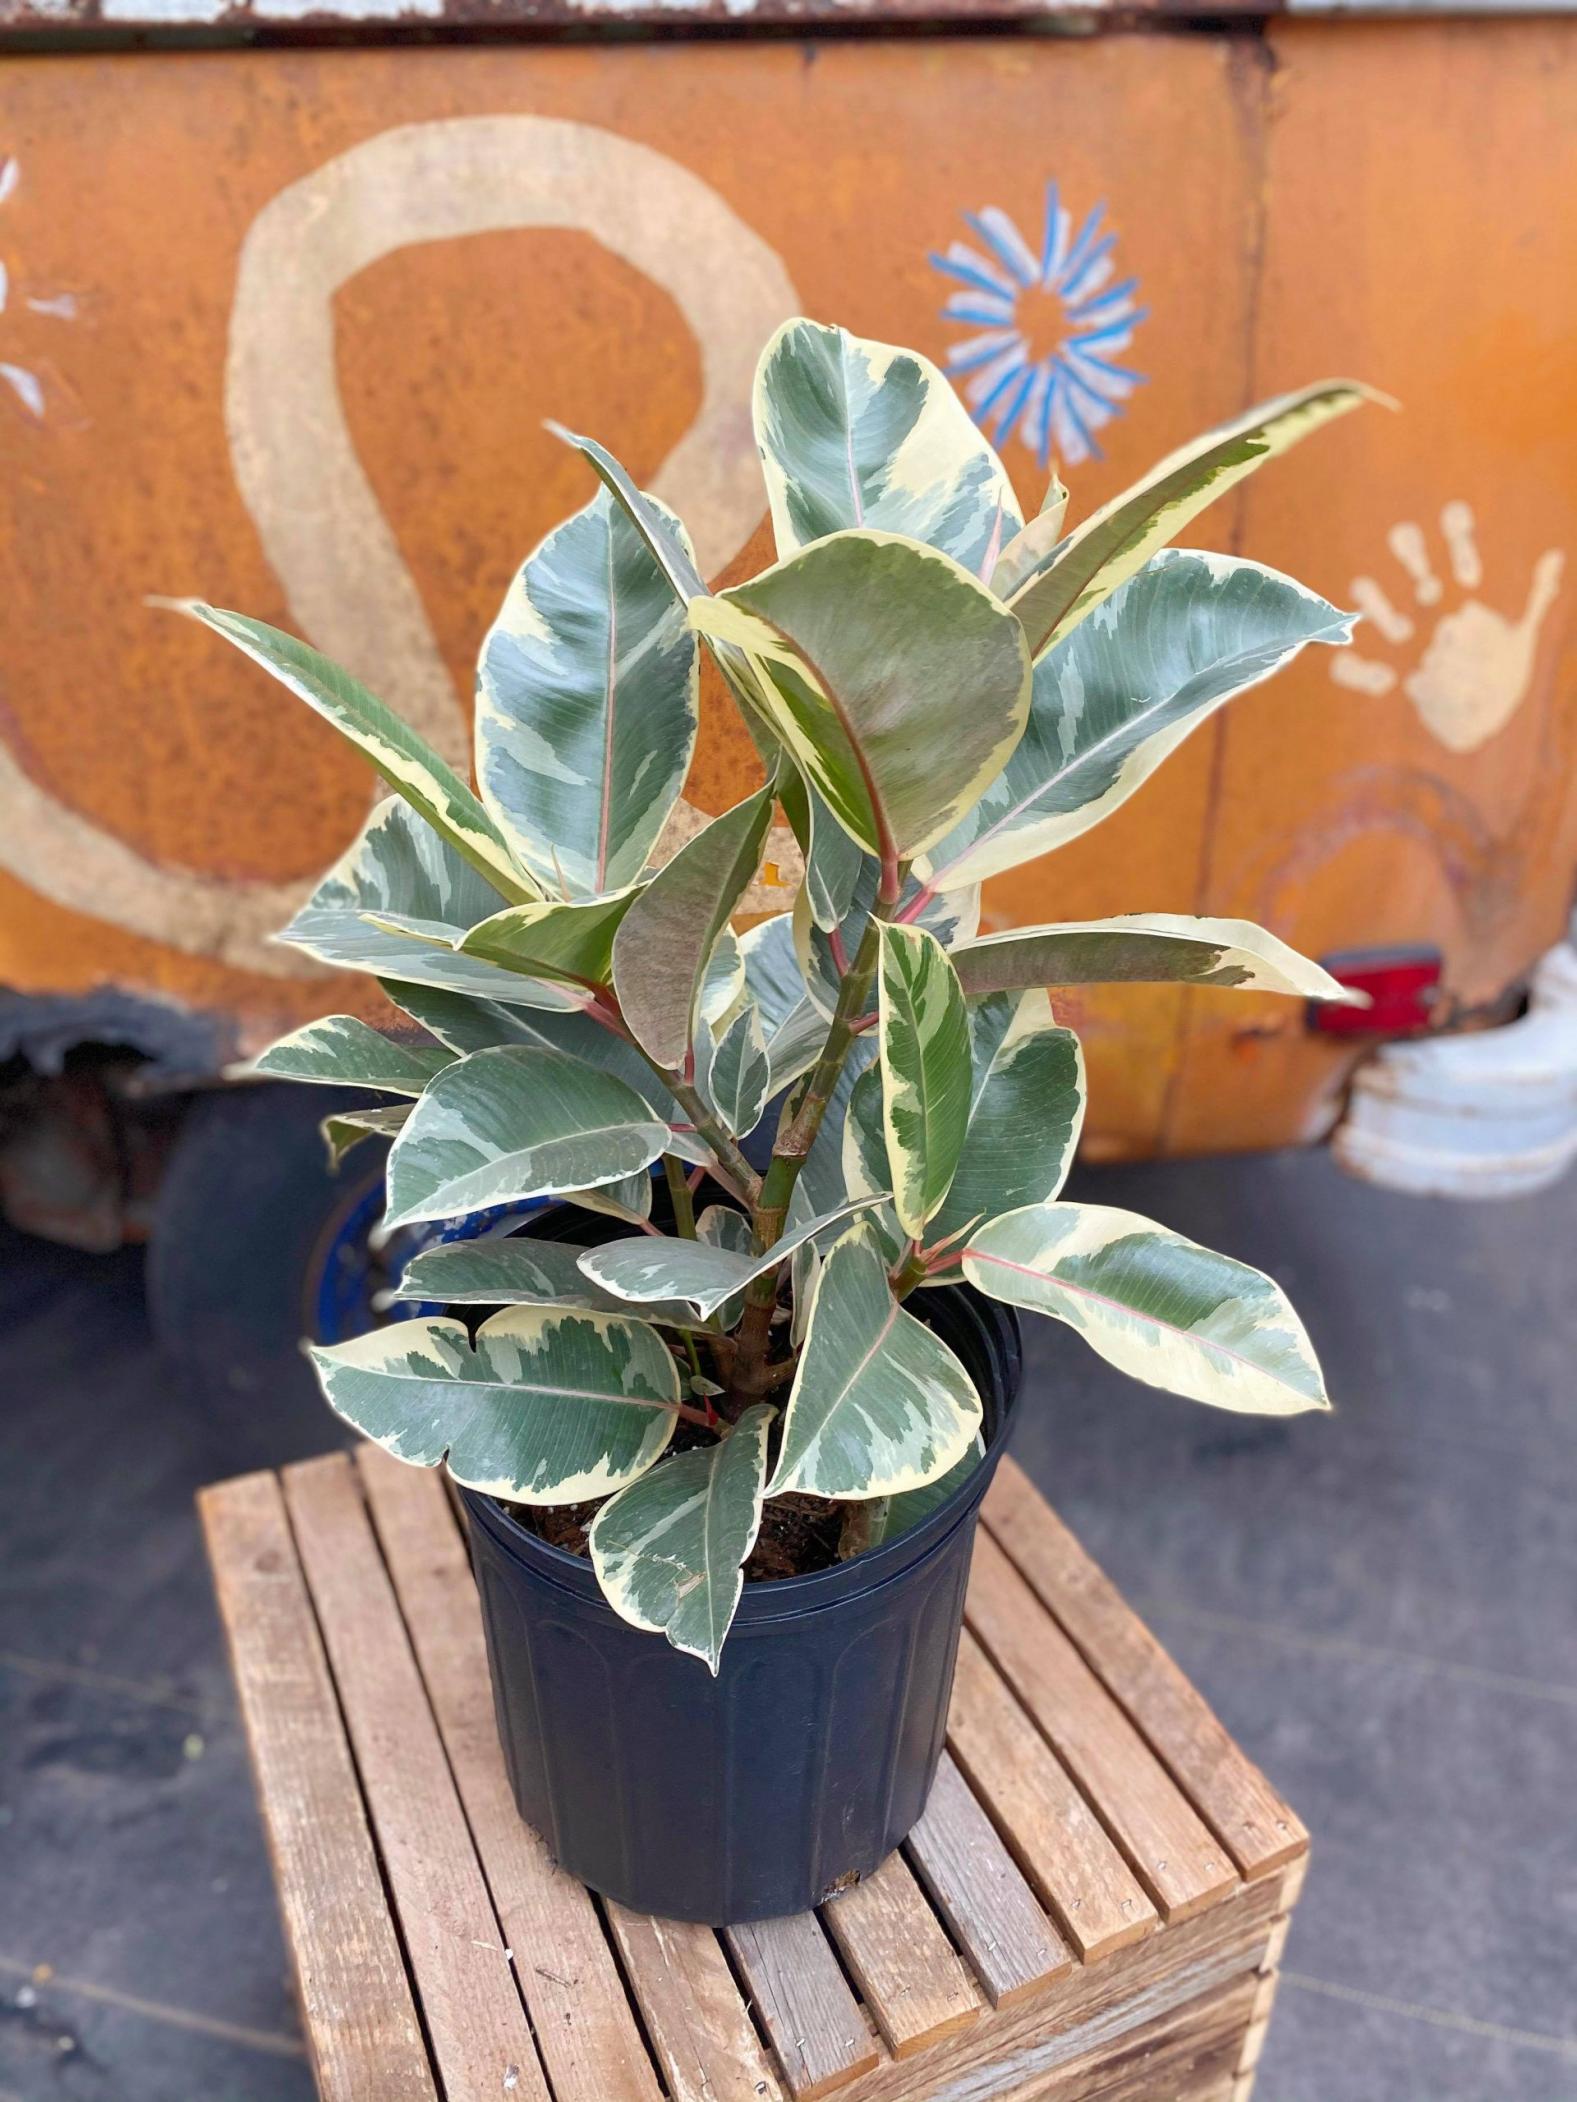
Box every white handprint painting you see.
[1331,501,1564,754]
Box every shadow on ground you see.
[2,1148,1575,2099]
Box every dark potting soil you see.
[511,1483,847,1581]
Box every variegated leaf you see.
[802,781,865,932]
[252,1014,452,1097]
[693,530,1030,863]
[612,789,774,1069]
[699,927,750,1037]
[183,606,535,902]
[579,1197,878,1320]
[1006,379,1383,661]
[949,914,1367,1005]
[475,488,699,899]
[837,1066,904,1265]
[544,423,709,602]
[964,1203,1331,1416]
[546,420,790,771]
[878,924,971,1239]
[321,1103,410,1169]
[922,991,1085,1276]
[457,888,640,991]
[988,474,1069,601]
[697,998,772,1139]
[790,1240,819,1348]
[868,1434,985,1547]
[754,317,1023,574]
[307,1308,677,1502]
[379,977,703,1160]
[394,1235,703,1328]
[921,552,1355,892]
[770,1222,982,1498]
[589,1405,775,1672]
[765,999,827,1096]
[565,1170,654,1226]
[782,1034,878,1232]
[384,1047,668,1228]
[283,800,577,1011]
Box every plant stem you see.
[662,1154,698,1239]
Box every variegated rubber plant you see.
[187,318,1379,1671]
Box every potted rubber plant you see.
[187,318,1375,1925]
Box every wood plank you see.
[836,1878,1279,2102]
[968,1530,1239,1924]
[282,1455,549,2102]
[199,1474,437,2102]
[947,1631,1156,1964]
[355,1448,664,2102]
[905,1752,1074,2009]
[1014,1975,1259,2102]
[820,1850,980,2057]
[606,1906,784,2102]
[725,1909,881,2101]
[984,1461,1309,1880]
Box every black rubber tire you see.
[146,1082,384,1467]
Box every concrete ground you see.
[2,1147,1575,2100]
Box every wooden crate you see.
[200,1450,1306,2102]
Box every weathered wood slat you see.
[905,1752,1073,2010]
[948,1631,1156,1963]
[833,1878,1279,2102]
[1011,1974,1260,2101]
[821,1850,981,2057]
[967,1531,1238,1924]
[199,1474,437,2102]
[984,1461,1307,1880]
[725,1909,882,2100]
[355,1448,665,2102]
[605,1906,785,2102]
[281,1455,549,2102]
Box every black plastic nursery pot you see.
[460,1212,1023,1926]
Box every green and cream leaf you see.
[307,1309,677,1501]
[475,488,699,899]
[754,318,1023,574]
[283,800,577,1010]
[1006,379,1383,660]
[384,1048,668,1228]
[771,1222,982,1498]
[878,923,972,1239]
[321,1103,411,1169]
[456,889,640,990]
[697,998,773,1140]
[252,1014,453,1096]
[922,991,1084,1274]
[590,1405,775,1673]
[580,1197,878,1320]
[693,531,1030,863]
[393,1237,701,1329]
[922,552,1356,891]
[963,1203,1330,1415]
[950,913,1366,1005]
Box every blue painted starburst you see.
[931,184,1147,470]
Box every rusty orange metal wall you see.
[0,26,1571,1156]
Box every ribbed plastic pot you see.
[461,1237,1022,1926]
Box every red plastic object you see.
[1311,949,1443,1037]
